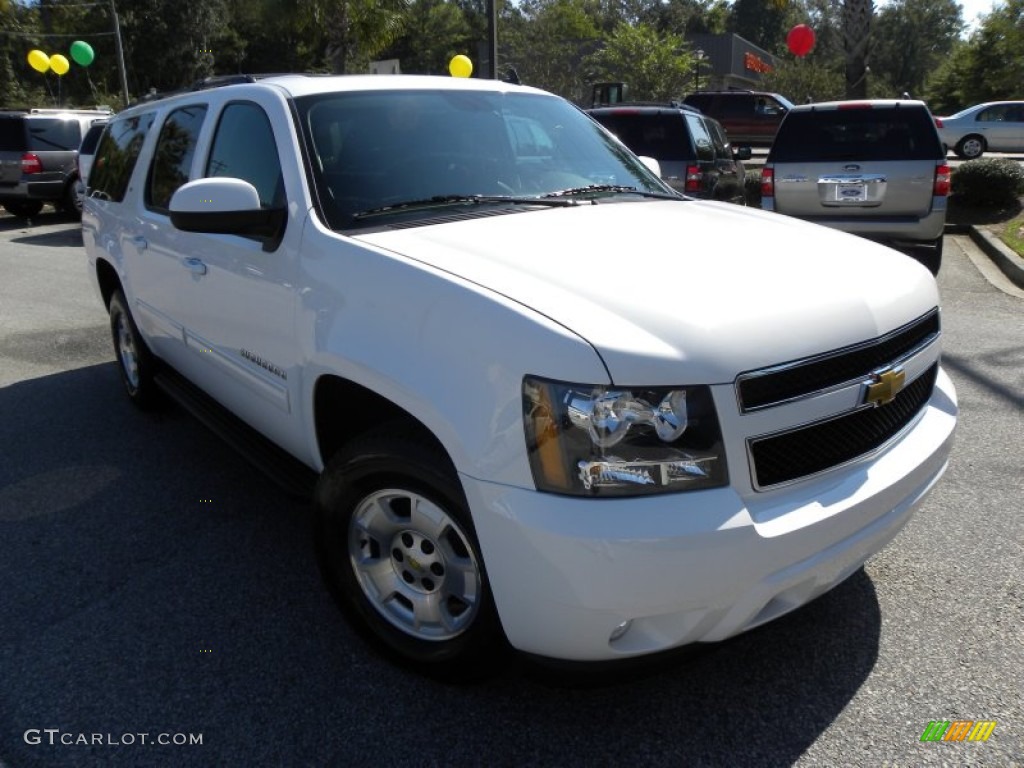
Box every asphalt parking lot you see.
[0,209,1021,767]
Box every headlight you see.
[522,376,728,496]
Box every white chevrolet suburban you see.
[83,74,957,678]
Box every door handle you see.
[130,235,148,250]
[183,257,207,276]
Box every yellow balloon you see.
[449,55,473,78]
[50,54,70,76]
[27,49,50,74]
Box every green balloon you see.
[70,40,95,67]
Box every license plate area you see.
[835,182,866,202]
[818,175,885,207]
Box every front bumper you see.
[464,367,957,661]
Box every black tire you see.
[955,134,985,160]
[912,238,943,276]
[4,200,44,218]
[314,428,506,680]
[108,289,160,409]
[62,180,83,220]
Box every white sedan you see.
[936,101,1024,159]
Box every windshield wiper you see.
[352,194,578,220]
[541,184,681,200]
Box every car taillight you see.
[934,163,950,197]
[21,153,42,175]
[933,117,944,129]
[684,165,702,194]
[760,166,774,198]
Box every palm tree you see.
[843,0,873,98]
[317,0,410,74]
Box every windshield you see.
[774,94,796,110]
[296,88,675,229]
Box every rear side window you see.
[977,104,1022,123]
[26,118,81,151]
[206,102,283,207]
[79,123,107,155]
[0,116,27,151]
[685,114,715,161]
[89,112,155,203]
[591,113,696,161]
[771,107,943,162]
[146,105,208,211]
[706,120,731,159]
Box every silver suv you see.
[0,107,111,218]
[760,100,949,274]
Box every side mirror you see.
[638,155,662,177]
[733,146,753,161]
[169,178,285,245]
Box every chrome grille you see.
[737,309,940,412]
[748,363,938,488]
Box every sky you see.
[875,0,1000,36]
[957,0,1001,33]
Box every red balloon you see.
[787,24,816,57]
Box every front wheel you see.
[109,289,160,408]
[314,429,505,680]
[955,135,985,159]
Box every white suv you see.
[83,74,957,678]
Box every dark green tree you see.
[728,0,795,50]
[117,0,228,94]
[583,22,694,102]
[309,0,411,74]
[380,0,474,74]
[923,0,1024,112]
[870,0,962,99]
[500,0,602,102]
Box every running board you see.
[154,368,318,500]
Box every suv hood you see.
[355,200,938,384]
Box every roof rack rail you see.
[591,100,701,112]
[189,74,258,90]
[129,73,307,107]
[28,107,113,115]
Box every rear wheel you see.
[955,135,985,159]
[62,180,84,219]
[315,428,505,680]
[4,200,44,218]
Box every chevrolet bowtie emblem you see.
[864,367,907,407]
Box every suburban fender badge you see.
[863,366,906,407]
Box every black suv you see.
[588,104,751,204]
[682,91,793,146]
[0,107,112,218]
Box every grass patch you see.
[1000,216,1024,257]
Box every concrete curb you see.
[967,225,1024,290]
